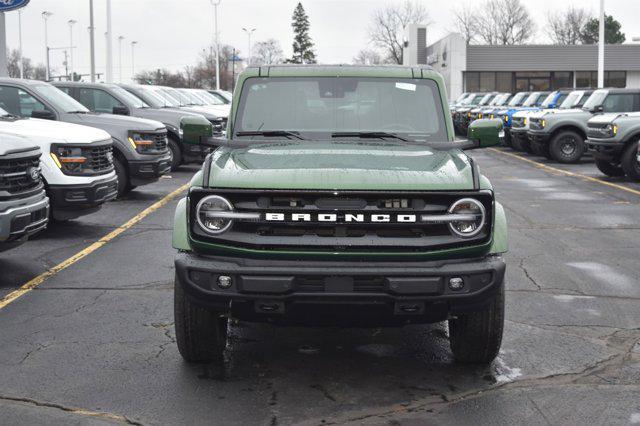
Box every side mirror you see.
[112,105,130,115]
[593,105,604,113]
[31,110,56,120]
[467,118,503,149]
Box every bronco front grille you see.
[189,189,494,253]
[0,154,42,199]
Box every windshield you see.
[234,77,448,142]
[454,92,468,104]
[522,93,543,107]
[479,94,494,105]
[178,89,205,105]
[110,86,148,108]
[540,93,557,108]
[33,84,89,113]
[163,88,192,106]
[146,87,181,107]
[495,94,512,106]
[559,92,582,109]
[582,90,608,110]
[195,90,225,105]
[508,92,527,106]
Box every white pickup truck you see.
[0,133,49,252]
[0,107,118,221]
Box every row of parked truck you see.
[452,88,640,180]
[0,78,231,253]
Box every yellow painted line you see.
[489,148,640,197]
[0,184,189,310]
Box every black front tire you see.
[595,158,625,177]
[620,142,640,180]
[549,130,585,163]
[174,273,228,364]
[168,138,182,171]
[113,157,128,198]
[449,279,504,364]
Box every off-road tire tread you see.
[448,279,504,364]
[549,130,585,163]
[174,274,227,364]
[168,137,182,171]
[595,158,625,177]
[620,142,640,180]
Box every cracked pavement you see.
[0,151,639,425]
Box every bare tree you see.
[352,49,384,65]
[252,39,284,66]
[452,3,479,44]
[473,0,535,45]
[368,0,430,64]
[6,49,46,80]
[547,6,590,45]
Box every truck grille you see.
[0,154,42,198]
[87,145,113,172]
[189,189,493,253]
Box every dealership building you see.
[402,27,640,100]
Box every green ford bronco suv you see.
[172,65,508,365]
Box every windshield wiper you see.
[236,130,305,140]
[331,131,409,142]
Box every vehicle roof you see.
[0,77,48,87]
[51,81,121,90]
[243,64,440,79]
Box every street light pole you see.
[105,0,113,83]
[242,27,256,67]
[18,10,24,78]
[118,35,124,83]
[131,41,138,82]
[68,19,77,81]
[597,0,605,88]
[42,11,53,81]
[89,0,96,82]
[210,0,221,90]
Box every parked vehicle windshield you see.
[33,84,89,113]
[178,89,205,106]
[193,90,225,105]
[559,91,583,109]
[522,92,544,107]
[539,93,557,108]
[234,77,448,142]
[582,90,608,110]
[508,92,528,106]
[108,86,149,108]
[145,87,182,107]
[494,94,512,106]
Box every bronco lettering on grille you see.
[264,213,418,223]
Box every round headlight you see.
[196,195,233,234]
[447,198,486,238]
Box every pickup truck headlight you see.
[128,132,156,153]
[196,195,234,234]
[447,198,486,238]
[606,124,617,137]
[50,146,87,174]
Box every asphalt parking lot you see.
[0,149,639,425]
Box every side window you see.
[603,94,635,112]
[0,86,47,117]
[57,86,72,95]
[78,88,124,113]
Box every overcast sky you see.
[2,0,639,82]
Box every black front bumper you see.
[48,175,118,220]
[585,139,624,161]
[128,152,172,186]
[528,131,551,145]
[175,253,506,326]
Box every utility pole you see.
[18,10,24,78]
[68,19,77,81]
[210,0,221,90]
[597,0,605,88]
[242,27,256,67]
[118,35,124,83]
[105,0,113,83]
[0,13,6,78]
[42,11,53,81]
[89,0,96,82]
[131,41,138,81]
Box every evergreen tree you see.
[289,3,316,64]
[580,14,625,44]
